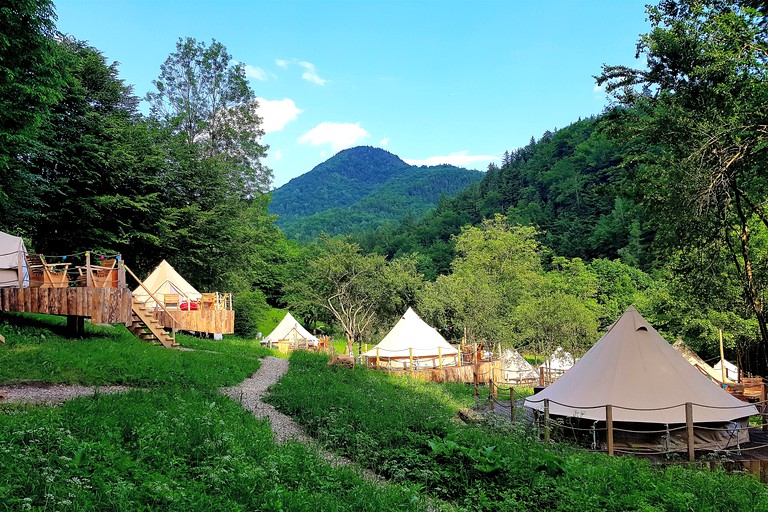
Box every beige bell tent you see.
[0,231,27,288]
[525,306,758,450]
[673,339,734,384]
[132,260,201,309]
[501,349,538,384]
[363,307,458,369]
[262,312,318,348]
[715,359,740,382]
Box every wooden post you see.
[376,348,380,369]
[544,399,550,443]
[686,402,695,462]
[85,252,92,287]
[762,381,767,432]
[117,254,126,288]
[474,370,479,398]
[719,329,727,385]
[606,405,614,456]
[17,250,23,288]
[489,378,494,411]
[510,387,515,422]
[438,346,443,370]
[409,348,414,374]
[540,366,545,386]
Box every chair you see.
[163,293,180,309]
[25,253,70,288]
[200,292,216,310]
[91,259,117,288]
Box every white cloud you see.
[298,122,370,151]
[273,148,283,160]
[403,150,499,168]
[244,64,268,81]
[379,137,390,147]
[275,59,289,69]
[256,98,303,134]
[297,60,328,86]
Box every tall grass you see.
[266,351,768,511]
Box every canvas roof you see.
[502,349,538,380]
[263,312,317,345]
[363,307,458,358]
[132,260,201,308]
[672,339,733,384]
[525,306,757,424]
[543,347,576,371]
[0,231,27,288]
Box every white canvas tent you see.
[262,312,318,347]
[363,307,458,369]
[673,339,734,384]
[132,260,201,309]
[715,359,740,382]
[543,347,577,372]
[501,349,538,384]
[0,231,27,288]
[525,307,758,450]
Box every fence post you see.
[544,399,550,443]
[539,366,545,386]
[762,381,767,432]
[376,348,380,369]
[118,254,126,287]
[510,387,515,422]
[438,346,443,370]
[489,378,494,411]
[686,402,695,462]
[409,348,414,375]
[85,252,92,287]
[606,404,614,456]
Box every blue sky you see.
[54,1,651,187]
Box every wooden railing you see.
[123,264,176,343]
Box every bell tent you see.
[673,339,734,384]
[501,349,538,384]
[132,260,201,309]
[542,346,576,372]
[0,231,27,288]
[262,312,318,348]
[714,359,740,382]
[363,307,458,369]
[525,306,758,450]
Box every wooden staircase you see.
[129,296,176,348]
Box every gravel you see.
[0,383,133,405]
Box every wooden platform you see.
[0,287,132,324]
[152,309,234,335]
[382,361,501,384]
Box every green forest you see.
[3,0,768,374]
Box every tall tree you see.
[598,0,768,369]
[146,37,271,196]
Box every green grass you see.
[266,351,768,512]
[0,313,438,510]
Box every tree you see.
[146,37,271,197]
[598,0,768,370]
[287,237,422,356]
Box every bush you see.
[232,289,269,337]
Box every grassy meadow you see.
[0,313,433,511]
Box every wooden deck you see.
[0,287,132,324]
[152,309,234,335]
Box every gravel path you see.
[221,356,383,481]
[0,383,133,405]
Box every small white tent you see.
[714,359,740,382]
[363,307,458,369]
[543,347,576,372]
[501,349,538,384]
[132,260,201,309]
[525,306,758,450]
[262,312,318,347]
[673,339,734,384]
[0,231,27,288]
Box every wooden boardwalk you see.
[0,287,132,325]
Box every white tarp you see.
[363,307,458,368]
[525,306,758,424]
[132,260,201,309]
[0,231,27,288]
[262,312,318,347]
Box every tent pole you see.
[719,329,727,385]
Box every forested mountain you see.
[269,146,483,240]
[358,117,641,279]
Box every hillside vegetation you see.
[270,146,483,240]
